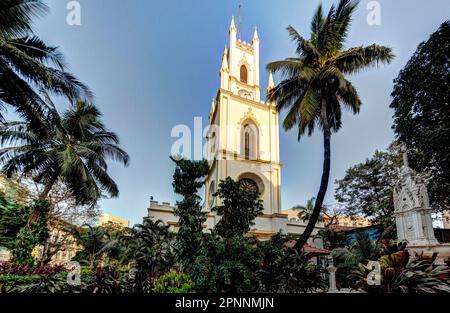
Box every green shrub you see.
[190,234,262,293]
[0,274,41,287]
[153,271,194,293]
[350,250,450,293]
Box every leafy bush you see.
[257,234,326,293]
[350,250,450,293]
[0,262,70,293]
[0,261,66,276]
[190,234,262,293]
[82,266,125,293]
[10,200,51,265]
[0,274,41,287]
[153,271,194,293]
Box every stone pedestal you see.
[327,256,338,293]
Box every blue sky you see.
[32,0,450,225]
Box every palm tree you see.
[0,0,92,123]
[267,0,394,250]
[72,224,116,270]
[293,197,324,222]
[121,218,174,290]
[0,96,130,225]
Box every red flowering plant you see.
[0,262,67,276]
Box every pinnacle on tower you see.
[268,70,275,90]
[230,16,236,31]
[221,46,229,70]
[253,26,259,42]
[209,97,215,120]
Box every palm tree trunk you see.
[39,172,59,199]
[293,102,332,251]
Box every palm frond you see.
[0,0,48,37]
[6,35,66,70]
[335,44,395,74]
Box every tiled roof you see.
[286,240,330,255]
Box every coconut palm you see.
[72,224,116,270]
[0,0,92,123]
[267,0,394,250]
[121,218,174,291]
[293,197,325,222]
[0,96,130,218]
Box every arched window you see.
[210,132,216,157]
[208,181,215,207]
[245,131,250,159]
[240,65,248,83]
[240,122,259,160]
[239,178,259,194]
[238,172,265,196]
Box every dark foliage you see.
[211,177,264,238]
[390,21,450,212]
[171,157,209,270]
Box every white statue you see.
[393,145,438,246]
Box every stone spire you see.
[229,16,236,31]
[209,98,215,122]
[221,45,228,71]
[268,70,275,90]
[252,26,259,43]
[401,143,409,168]
[267,70,275,105]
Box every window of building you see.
[210,132,216,157]
[208,181,216,207]
[241,122,258,160]
[239,178,259,194]
[237,172,265,196]
[240,65,248,83]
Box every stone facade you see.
[99,213,130,228]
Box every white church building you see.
[148,17,325,244]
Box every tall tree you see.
[211,177,263,238]
[0,0,92,124]
[390,21,450,212]
[267,0,394,250]
[0,98,130,224]
[171,157,209,270]
[334,143,402,229]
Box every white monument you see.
[393,146,450,258]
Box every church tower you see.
[205,17,283,231]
